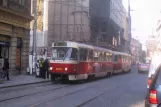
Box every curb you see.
[0,80,51,89]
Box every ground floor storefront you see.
[0,24,30,75]
[0,22,31,76]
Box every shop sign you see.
[0,35,10,46]
[0,41,10,46]
[0,36,10,42]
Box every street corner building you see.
[0,0,33,75]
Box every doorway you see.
[0,46,9,59]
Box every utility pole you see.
[32,0,37,74]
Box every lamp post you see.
[32,0,37,74]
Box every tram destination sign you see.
[54,42,67,46]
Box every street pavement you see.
[0,66,148,107]
[0,75,50,88]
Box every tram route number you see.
[56,68,63,70]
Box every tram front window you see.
[52,47,78,61]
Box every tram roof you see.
[78,43,112,52]
[52,41,112,52]
[113,51,131,56]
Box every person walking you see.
[0,56,4,70]
[39,58,44,78]
[44,59,49,79]
[35,60,40,77]
[3,58,9,80]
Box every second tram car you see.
[113,51,132,74]
[49,41,131,81]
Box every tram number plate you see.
[56,68,62,70]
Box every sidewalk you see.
[0,75,50,88]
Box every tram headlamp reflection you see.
[65,68,68,71]
[49,67,53,70]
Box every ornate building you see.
[130,38,142,63]
[0,0,32,75]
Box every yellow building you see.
[0,0,32,75]
[30,0,45,58]
[31,0,44,31]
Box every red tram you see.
[49,41,131,81]
[113,51,132,74]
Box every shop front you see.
[0,35,10,59]
[0,7,32,75]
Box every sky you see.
[123,0,161,46]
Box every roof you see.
[113,51,131,56]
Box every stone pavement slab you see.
[0,75,50,88]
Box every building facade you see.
[90,0,128,52]
[33,0,130,60]
[130,38,142,63]
[30,0,46,58]
[146,36,158,59]
[48,0,90,46]
[156,20,161,52]
[0,0,32,75]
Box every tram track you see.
[29,86,91,107]
[0,73,131,106]
[0,78,109,103]
[0,82,52,93]
[0,82,73,102]
[28,76,124,107]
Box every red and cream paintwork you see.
[113,51,132,73]
[49,41,113,81]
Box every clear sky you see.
[130,0,161,43]
[123,0,161,45]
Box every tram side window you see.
[99,52,103,61]
[110,53,112,62]
[70,48,78,60]
[122,56,124,62]
[103,53,106,61]
[106,52,109,62]
[114,55,118,62]
[80,48,88,61]
[88,50,93,61]
[93,51,98,61]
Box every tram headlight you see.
[49,67,53,70]
[65,68,68,71]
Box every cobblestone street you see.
[0,66,147,107]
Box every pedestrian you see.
[0,55,4,70]
[3,58,9,80]
[35,60,40,77]
[44,59,49,79]
[39,58,44,78]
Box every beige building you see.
[30,0,90,59]
[30,0,45,57]
[47,0,90,46]
[0,0,32,75]
[130,38,142,63]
